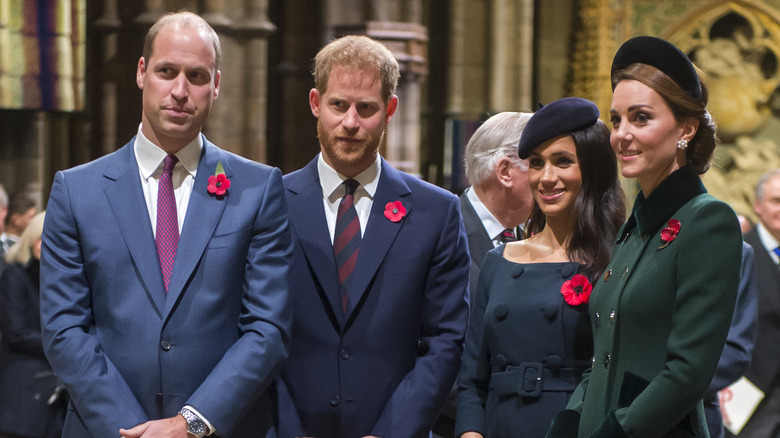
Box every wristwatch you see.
[179,407,207,438]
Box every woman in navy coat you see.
[546,36,743,438]
[0,211,66,438]
[455,98,625,438]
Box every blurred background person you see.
[434,111,534,438]
[2,192,36,251]
[736,168,780,437]
[547,36,743,437]
[0,211,67,438]
[455,98,625,438]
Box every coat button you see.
[610,310,616,324]
[160,340,171,351]
[493,303,509,321]
[621,267,629,279]
[604,354,611,368]
[340,349,350,360]
[595,312,600,327]
[591,356,596,367]
[330,396,340,407]
[603,269,612,282]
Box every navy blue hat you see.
[611,35,702,101]
[517,97,600,159]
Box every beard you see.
[318,118,386,175]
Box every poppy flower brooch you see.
[208,161,231,197]
[659,218,681,250]
[384,200,406,222]
[561,274,592,306]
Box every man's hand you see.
[119,415,189,438]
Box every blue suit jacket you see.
[40,137,293,437]
[277,157,470,438]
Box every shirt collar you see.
[466,186,505,240]
[618,165,706,241]
[317,153,382,201]
[756,222,780,254]
[134,124,203,179]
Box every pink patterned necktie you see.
[334,179,361,312]
[156,155,179,292]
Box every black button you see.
[340,349,350,360]
[330,396,340,407]
[161,340,171,351]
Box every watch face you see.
[189,420,206,436]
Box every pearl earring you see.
[677,138,688,150]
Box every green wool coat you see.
[548,166,743,438]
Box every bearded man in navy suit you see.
[277,35,470,438]
[40,12,292,438]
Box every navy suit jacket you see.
[40,137,293,437]
[277,157,470,438]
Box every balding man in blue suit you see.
[277,35,470,438]
[40,12,292,438]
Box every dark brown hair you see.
[525,121,626,281]
[612,63,716,174]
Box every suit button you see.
[340,349,350,359]
[160,340,171,351]
[594,312,600,327]
[330,396,340,407]
[604,354,611,368]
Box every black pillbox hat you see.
[517,97,600,159]
[610,35,702,101]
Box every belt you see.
[490,362,585,398]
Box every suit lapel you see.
[746,230,780,316]
[163,138,229,320]
[459,192,493,268]
[103,140,165,316]
[344,160,411,318]
[287,159,343,320]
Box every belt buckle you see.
[517,362,543,397]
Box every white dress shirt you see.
[466,186,512,247]
[317,153,382,242]
[757,222,780,264]
[133,125,202,236]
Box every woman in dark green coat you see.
[546,36,743,438]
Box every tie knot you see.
[163,155,179,174]
[499,228,516,243]
[343,178,359,195]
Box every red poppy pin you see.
[207,161,230,197]
[384,200,406,222]
[561,274,592,306]
[659,218,681,249]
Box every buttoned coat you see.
[548,166,742,438]
[40,137,293,438]
[277,157,470,438]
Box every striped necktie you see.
[499,228,517,243]
[334,179,361,312]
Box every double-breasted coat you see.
[547,166,743,438]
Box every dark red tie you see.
[156,155,179,292]
[334,179,361,312]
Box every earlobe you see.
[136,57,146,90]
[385,95,399,123]
[495,157,514,188]
[309,88,321,117]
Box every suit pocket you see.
[206,226,251,250]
